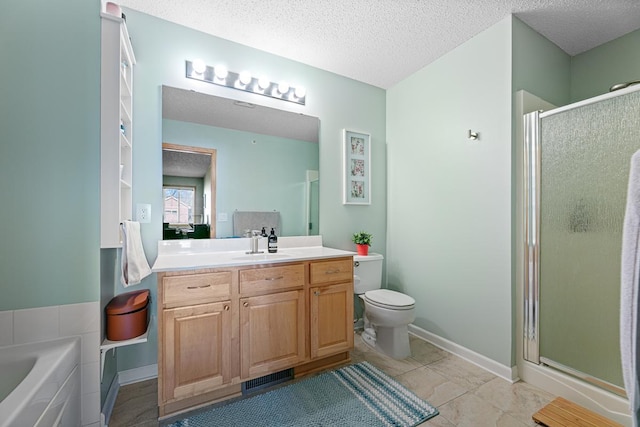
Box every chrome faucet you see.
[246,230,264,254]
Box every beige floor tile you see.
[427,354,497,391]
[409,335,450,365]
[353,331,423,377]
[395,365,468,407]
[437,392,529,427]
[474,378,555,426]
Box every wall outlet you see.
[136,203,151,223]
[218,212,228,222]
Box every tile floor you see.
[109,332,556,427]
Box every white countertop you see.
[152,235,356,272]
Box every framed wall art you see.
[343,129,371,205]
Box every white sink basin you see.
[232,253,291,261]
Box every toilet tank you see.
[353,253,383,294]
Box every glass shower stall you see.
[523,85,640,396]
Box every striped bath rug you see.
[167,362,438,426]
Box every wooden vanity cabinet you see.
[239,263,306,379]
[158,270,238,417]
[162,301,231,401]
[309,259,354,359]
[157,257,353,418]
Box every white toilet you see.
[354,253,416,359]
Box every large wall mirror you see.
[161,86,320,240]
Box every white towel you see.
[621,149,640,426]
[120,221,152,287]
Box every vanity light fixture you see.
[238,71,252,86]
[294,86,306,99]
[214,65,228,80]
[258,76,271,90]
[186,59,306,105]
[277,81,290,95]
[192,59,206,75]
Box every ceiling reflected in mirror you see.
[162,86,318,143]
[163,149,211,178]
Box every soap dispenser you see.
[268,228,278,253]
[260,227,268,237]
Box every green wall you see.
[386,17,513,366]
[0,0,101,310]
[571,28,640,102]
[114,9,386,370]
[512,17,571,107]
[162,119,319,238]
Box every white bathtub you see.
[0,337,81,427]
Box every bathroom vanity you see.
[152,237,355,418]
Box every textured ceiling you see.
[117,0,640,89]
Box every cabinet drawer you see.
[309,258,353,285]
[240,264,304,296]
[163,272,232,308]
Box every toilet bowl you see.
[360,289,415,359]
[354,254,416,359]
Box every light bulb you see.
[294,86,306,98]
[192,59,206,74]
[214,65,228,80]
[239,71,252,86]
[258,76,270,90]
[277,81,290,94]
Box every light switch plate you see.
[218,212,228,222]
[136,203,151,223]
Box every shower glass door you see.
[525,87,640,394]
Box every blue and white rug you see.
[167,362,438,426]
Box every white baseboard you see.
[101,374,120,427]
[117,364,158,386]
[408,324,518,383]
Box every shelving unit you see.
[101,13,136,248]
[99,324,149,380]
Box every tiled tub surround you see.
[0,302,101,426]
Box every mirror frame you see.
[162,142,217,238]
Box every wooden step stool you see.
[533,397,624,427]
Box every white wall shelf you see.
[99,325,149,381]
[101,13,136,248]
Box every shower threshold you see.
[540,357,626,398]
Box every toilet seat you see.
[364,289,415,310]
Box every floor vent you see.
[241,368,294,395]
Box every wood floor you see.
[109,332,563,426]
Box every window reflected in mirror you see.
[162,143,216,239]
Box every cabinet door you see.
[310,282,354,359]
[162,302,231,402]
[240,290,306,379]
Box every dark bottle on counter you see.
[260,227,267,237]
[268,228,278,253]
